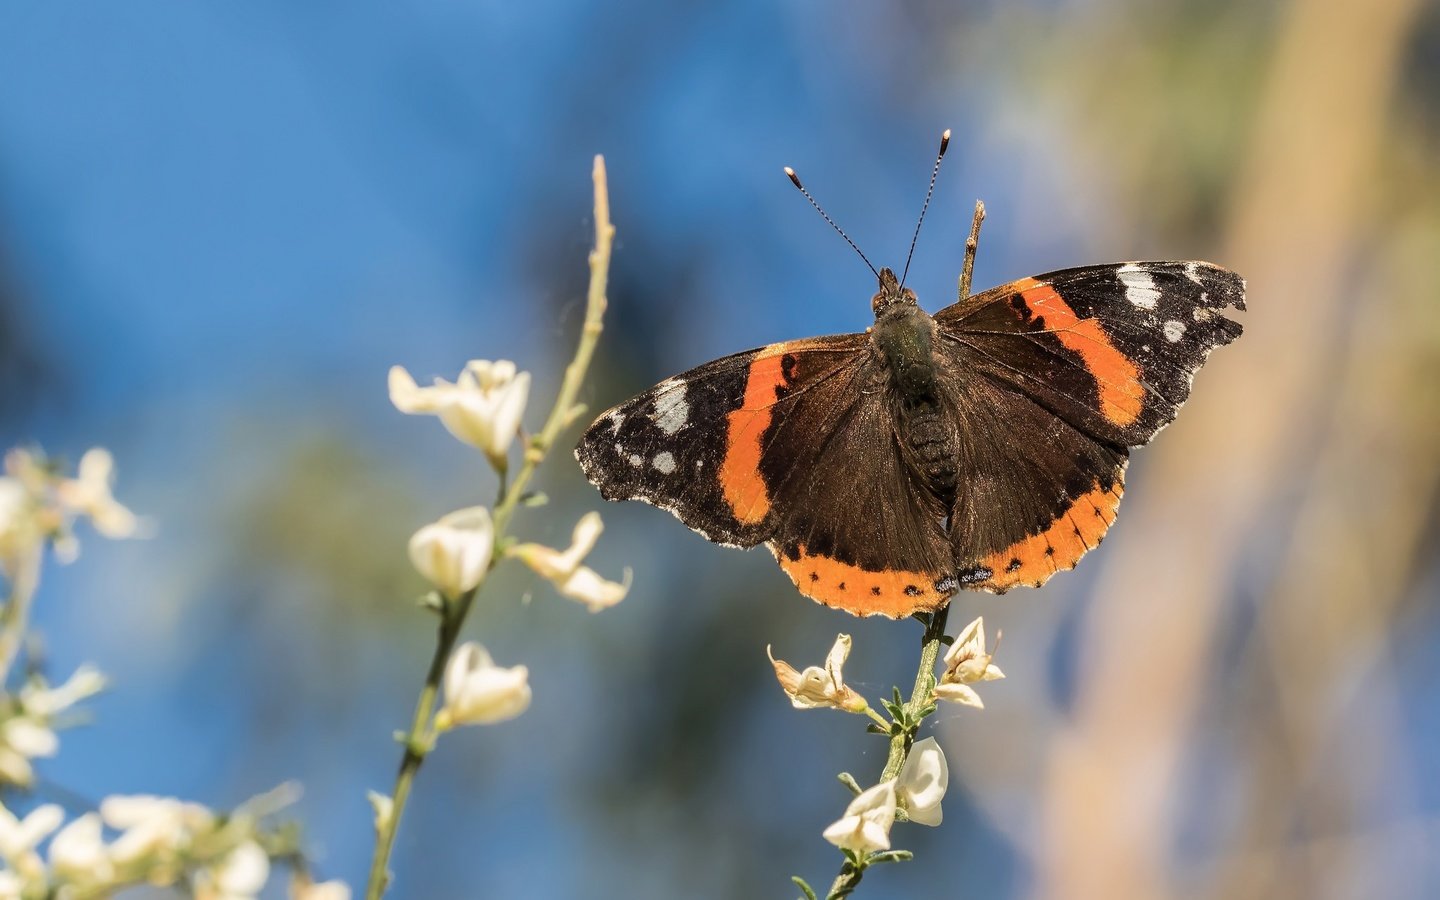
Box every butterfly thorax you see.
[870,269,959,502]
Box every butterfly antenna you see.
[899,129,951,290]
[785,166,880,281]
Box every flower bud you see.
[436,642,531,728]
[408,507,494,599]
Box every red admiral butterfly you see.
[576,133,1244,618]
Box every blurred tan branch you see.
[1036,0,1429,897]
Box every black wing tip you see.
[1183,261,1247,311]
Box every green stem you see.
[826,606,950,900]
[0,545,43,685]
[364,155,616,900]
[363,589,474,900]
[880,607,949,782]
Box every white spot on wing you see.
[652,451,676,474]
[1163,320,1186,342]
[649,379,690,435]
[1184,262,1204,285]
[1118,264,1161,310]
[627,453,643,467]
[605,409,625,434]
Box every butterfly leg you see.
[957,199,987,301]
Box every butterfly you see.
[575,134,1244,618]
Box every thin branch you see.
[364,155,616,900]
[493,155,615,536]
[0,546,42,685]
[957,200,986,302]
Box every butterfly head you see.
[872,267,919,317]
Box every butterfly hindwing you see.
[756,355,958,617]
[944,364,1129,592]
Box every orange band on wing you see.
[976,478,1124,592]
[719,346,788,524]
[775,544,951,618]
[1014,278,1144,427]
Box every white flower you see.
[895,737,948,826]
[291,877,352,900]
[0,871,20,900]
[435,642,531,728]
[0,802,63,880]
[50,812,113,883]
[822,781,897,855]
[0,475,38,577]
[408,507,494,599]
[0,718,59,787]
[551,564,629,612]
[196,840,269,900]
[933,616,1005,708]
[509,513,629,612]
[20,665,107,717]
[101,794,213,865]
[768,634,868,713]
[510,512,602,580]
[0,750,32,789]
[389,361,531,467]
[55,449,139,539]
[0,479,23,536]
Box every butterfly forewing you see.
[575,335,867,548]
[937,261,1245,447]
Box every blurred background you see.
[1,0,1437,896]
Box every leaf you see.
[866,849,914,865]
[792,876,819,900]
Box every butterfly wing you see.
[576,335,867,548]
[576,334,958,617]
[756,353,959,618]
[935,261,1244,591]
[937,261,1245,446]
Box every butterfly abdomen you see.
[903,404,959,500]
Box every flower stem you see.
[880,607,949,782]
[826,605,950,899]
[364,155,615,900]
[363,589,473,900]
[492,155,615,537]
[0,545,43,685]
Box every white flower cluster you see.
[771,619,1006,855]
[389,360,630,733]
[0,666,106,788]
[0,448,141,575]
[823,738,950,854]
[0,794,348,899]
